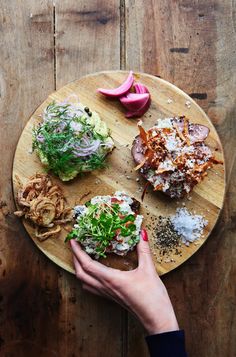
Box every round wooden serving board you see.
[12,71,225,275]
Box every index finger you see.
[70,239,118,281]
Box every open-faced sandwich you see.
[132,117,220,198]
[66,192,143,259]
[33,101,114,181]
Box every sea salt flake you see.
[170,208,208,244]
[185,100,191,109]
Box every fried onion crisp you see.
[14,173,73,240]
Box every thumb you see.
[137,229,154,269]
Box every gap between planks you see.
[53,2,56,90]
[52,1,129,355]
[120,3,128,356]
[120,0,126,70]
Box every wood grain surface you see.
[12,71,225,277]
[1,1,236,357]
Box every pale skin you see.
[70,229,179,335]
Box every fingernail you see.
[141,229,148,241]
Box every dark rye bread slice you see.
[130,197,141,214]
[131,119,210,198]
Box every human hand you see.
[70,229,179,335]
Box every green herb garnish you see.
[66,199,141,258]
[32,102,113,181]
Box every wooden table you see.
[0,1,235,356]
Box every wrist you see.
[137,297,179,335]
[143,312,179,335]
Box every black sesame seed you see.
[84,107,90,113]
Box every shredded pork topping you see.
[134,117,221,198]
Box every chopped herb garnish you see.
[66,193,143,258]
[32,101,114,181]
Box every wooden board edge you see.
[11,70,226,276]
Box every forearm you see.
[129,283,179,335]
[141,305,179,335]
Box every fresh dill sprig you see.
[32,102,113,180]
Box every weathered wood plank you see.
[125,0,217,112]
[1,0,236,356]
[54,2,124,357]
[0,1,60,356]
[55,0,121,87]
[125,1,236,356]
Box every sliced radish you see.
[120,93,150,112]
[97,71,134,98]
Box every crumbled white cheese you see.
[165,135,179,152]
[119,201,133,214]
[158,158,175,172]
[182,145,195,154]
[115,191,133,204]
[73,205,88,217]
[155,118,173,129]
[186,159,194,168]
[91,195,111,205]
[134,215,143,235]
[116,243,130,251]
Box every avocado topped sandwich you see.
[33,101,114,181]
[66,192,143,259]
